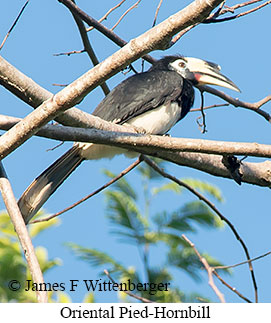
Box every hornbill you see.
[18,55,240,223]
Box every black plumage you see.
[93,56,194,129]
[19,54,236,224]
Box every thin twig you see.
[87,0,127,32]
[58,0,156,65]
[30,158,141,224]
[197,85,271,122]
[170,23,199,46]
[170,0,271,46]
[104,269,153,303]
[52,83,69,87]
[214,250,271,270]
[141,155,258,303]
[196,90,207,133]
[53,49,86,56]
[0,162,47,303]
[190,103,230,112]
[46,142,64,152]
[0,0,29,50]
[204,0,271,23]
[220,0,263,14]
[212,270,252,303]
[152,0,164,27]
[182,235,225,303]
[111,0,142,31]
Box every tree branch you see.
[197,85,271,122]
[111,0,142,31]
[170,0,271,46]
[0,55,101,129]
[58,0,155,65]
[0,162,47,303]
[2,113,271,159]
[0,0,224,160]
[86,0,127,32]
[203,0,271,23]
[1,114,271,187]
[212,270,252,303]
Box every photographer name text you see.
[23,279,170,295]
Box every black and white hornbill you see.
[18,55,240,223]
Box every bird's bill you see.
[184,57,240,92]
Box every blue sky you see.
[1,0,271,302]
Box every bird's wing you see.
[92,70,184,124]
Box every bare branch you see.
[0,55,101,129]
[196,90,207,133]
[212,270,252,303]
[152,0,164,27]
[170,23,199,46]
[86,0,127,32]
[111,0,142,31]
[0,0,29,51]
[170,0,271,45]
[2,112,271,158]
[197,85,271,122]
[30,158,141,224]
[1,114,271,187]
[190,103,230,112]
[53,49,86,56]
[204,0,271,23]
[0,162,47,303]
[0,0,225,160]
[182,235,225,303]
[214,250,271,270]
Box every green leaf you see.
[67,243,128,276]
[167,247,203,281]
[152,182,183,196]
[83,292,95,303]
[106,191,148,236]
[168,246,230,281]
[161,201,224,233]
[181,178,224,202]
[29,212,60,238]
[180,201,224,229]
[56,291,72,303]
[137,158,165,180]
[103,169,137,200]
[0,212,18,238]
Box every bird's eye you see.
[178,61,186,68]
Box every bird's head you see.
[167,56,240,92]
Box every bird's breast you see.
[126,102,181,135]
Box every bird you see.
[18,55,240,224]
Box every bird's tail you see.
[18,145,84,224]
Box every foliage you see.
[0,211,66,302]
[68,160,229,302]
